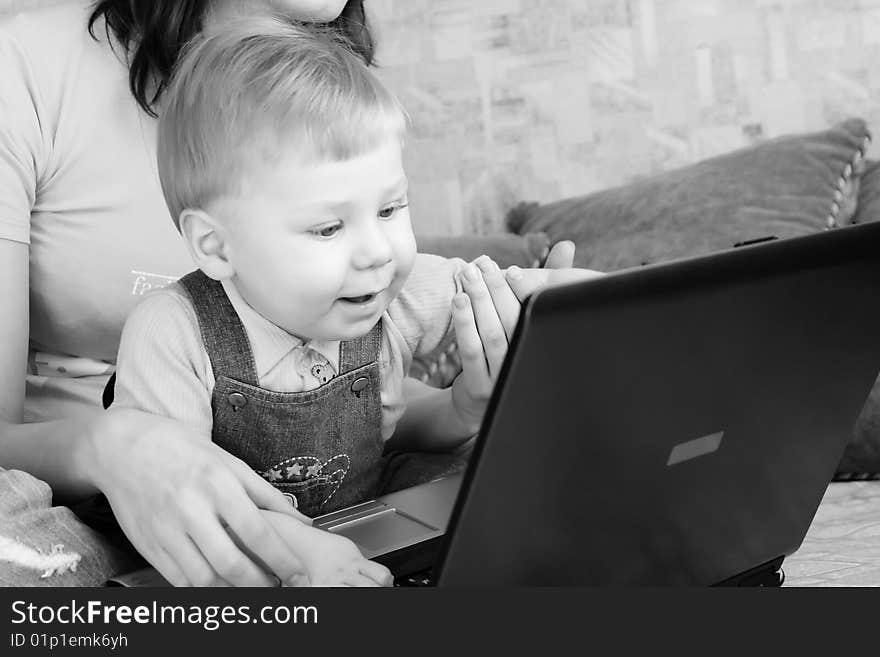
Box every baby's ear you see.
[178,208,234,280]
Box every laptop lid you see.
[433,221,880,586]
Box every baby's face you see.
[216,138,417,341]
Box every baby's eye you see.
[378,202,408,219]
[311,223,342,238]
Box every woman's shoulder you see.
[0,0,145,214]
[0,1,122,96]
[0,1,96,52]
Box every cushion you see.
[417,232,550,268]
[506,118,880,478]
[506,118,871,271]
[410,231,551,386]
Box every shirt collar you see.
[220,280,338,380]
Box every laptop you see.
[108,220,880,587]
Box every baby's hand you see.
[448,245,601,435]
[504,241,604,302]
[449,256,519,434]
[261,510,393,587]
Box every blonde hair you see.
[157,15,407,227]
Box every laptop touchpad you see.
[328,509,438,552]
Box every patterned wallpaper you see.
[369,0,880,235]
[6,0,880,235]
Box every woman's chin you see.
[271,1,349,22]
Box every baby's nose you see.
[354,227,393,269]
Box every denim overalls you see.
[77,270,469,579]
[178,271,387,517]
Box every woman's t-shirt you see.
[0,1,193,421]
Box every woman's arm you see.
[0,239,310,586]
[0,238,101,499]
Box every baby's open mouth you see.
[341,293,375,304]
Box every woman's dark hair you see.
[88,1,374,118]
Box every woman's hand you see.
[84,408,312,587]
[263,511,393,587]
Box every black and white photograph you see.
[1,1,879,642]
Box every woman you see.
[0,0,577,587]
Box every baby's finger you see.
[474,256,520,342]
[459,264,507,377]
[452,292,490,389]
[504,265,541,303]
[506,266,605,303]
[544,240,576,269]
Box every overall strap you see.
[177,271,260,386]
[339,320,383,373]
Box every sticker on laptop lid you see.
[666,431,724,466]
